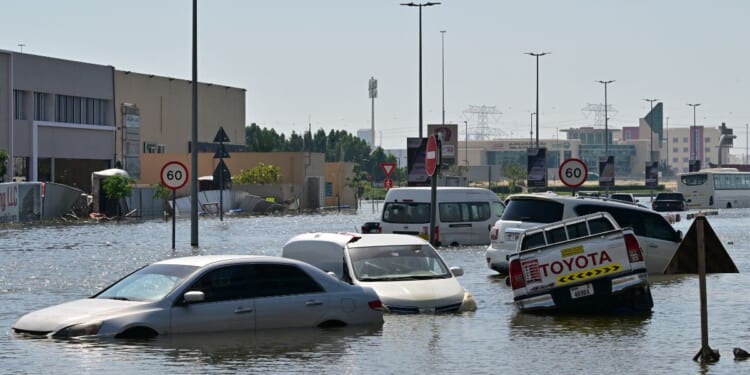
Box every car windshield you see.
[348,245,451,281]
[95,264,199,302]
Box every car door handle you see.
[234,306,254,314]
[306,300,324,306]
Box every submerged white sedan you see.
[13,255,384,339]
[283,233,477,314]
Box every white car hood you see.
[13,298,145,333]
[359,278,465,308]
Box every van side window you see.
[438,202,491,222]
[382,202,431,224]
[439,203,461,222]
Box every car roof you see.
[507,192,651,211]
[153,255,298,268]
[284,232,431,249]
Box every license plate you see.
[505,232,520,241]
[570,283,594,299]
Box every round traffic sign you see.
[558,158,588,188]
[425,135,438,177]
[161,161,189,190]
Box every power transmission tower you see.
[582,103,617,127]
[463,105,508,140]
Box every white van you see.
[374,187,504,246]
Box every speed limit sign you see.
[160,161,189,190]
[558,158,588,188]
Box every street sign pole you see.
[172,189,176,249]
[425,135,440,246]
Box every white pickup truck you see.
[507,212,653,313]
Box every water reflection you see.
[508,310,651,339]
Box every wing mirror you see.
[450,266,464,277]
[183,291,205,303]
[675,230,683,242]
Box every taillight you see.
[434,226,440,241]
[624,233,644,263]
[490,227,498,241]
[508,259,526,290]
[368,299,384,311]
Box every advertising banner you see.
[428,124,458,169]
[645,161,659,188]
[598,155,615,188]
[527,147,547,189]
[407,137,429,186]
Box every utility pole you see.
[688,103,701,162]
[526,52,549,148]
[597,80,615,153]
[441,30,446,126]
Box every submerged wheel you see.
[115,326,158,339]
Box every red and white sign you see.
[425,135,438,177]
[161,161,189,190]
[384,178,393,190]
[381,162,396,177]
[558,158,588,189]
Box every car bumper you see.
[514,271,652,313]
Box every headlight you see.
[52,321,102,338]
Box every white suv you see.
[486,192,682,275]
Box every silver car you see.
[13,255,384,339]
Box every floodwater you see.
[2,205,750,374]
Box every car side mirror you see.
[183,291,205,303]
[675,230,683,242]
[450,266,464,277]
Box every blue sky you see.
[2,0,749,154]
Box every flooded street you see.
[2,206,750,374]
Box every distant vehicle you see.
[507,212,653,313]
[678,168,750,209]
[486,193,682,275]
[609,193,636,203]
[651,192,687,212]
[12,255,384,339]
[373,187,504,246]
[587,172,600,181]
[282,232,477,314]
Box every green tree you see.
[233,163,281,184]
[0,149,7,182]
[102,175,134,218]
[503,162,527,194]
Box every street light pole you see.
[597,80,615,153]
[643,98,659,162]
[441,30,446,126]
[688,103,701,162]
[529,112,535,147]
[526,52,549,148]
[401,2,441,139]
[464,120,469,167]
[666,116,670,174]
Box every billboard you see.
[598,155,615,188]
[645,161,659,188]
[526,147,547,189]
[407,137,429,186]
[428,124,458,169]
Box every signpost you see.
[213,127,231,221]
[381,162,396,190]
[426,135,439,245]
[559,158,588,194]
[161,161,189,250]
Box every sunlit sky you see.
[2,0,749,155]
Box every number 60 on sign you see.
[160,161,189,190]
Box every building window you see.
[34,92,49,121]
[683,147,688,153]
[683,157,689,163]
[705,137,711,143]
[683,137,688,143]
[673,137,679,144]
[13,90,24,120]
[55,94,108,125]
[705,147,711,154]
[672,157,679,163]
[673,147,678,153]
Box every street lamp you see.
[441,30,446,126]
[643,98,659,162]
[666,116,670,174]
[688,103,701,162]
[529,112,536,147]
[401,2,441,139]
[526,52,549,148]
[597,80,615,153]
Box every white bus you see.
[677,168,750,209]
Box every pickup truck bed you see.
[508,212,653,314]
